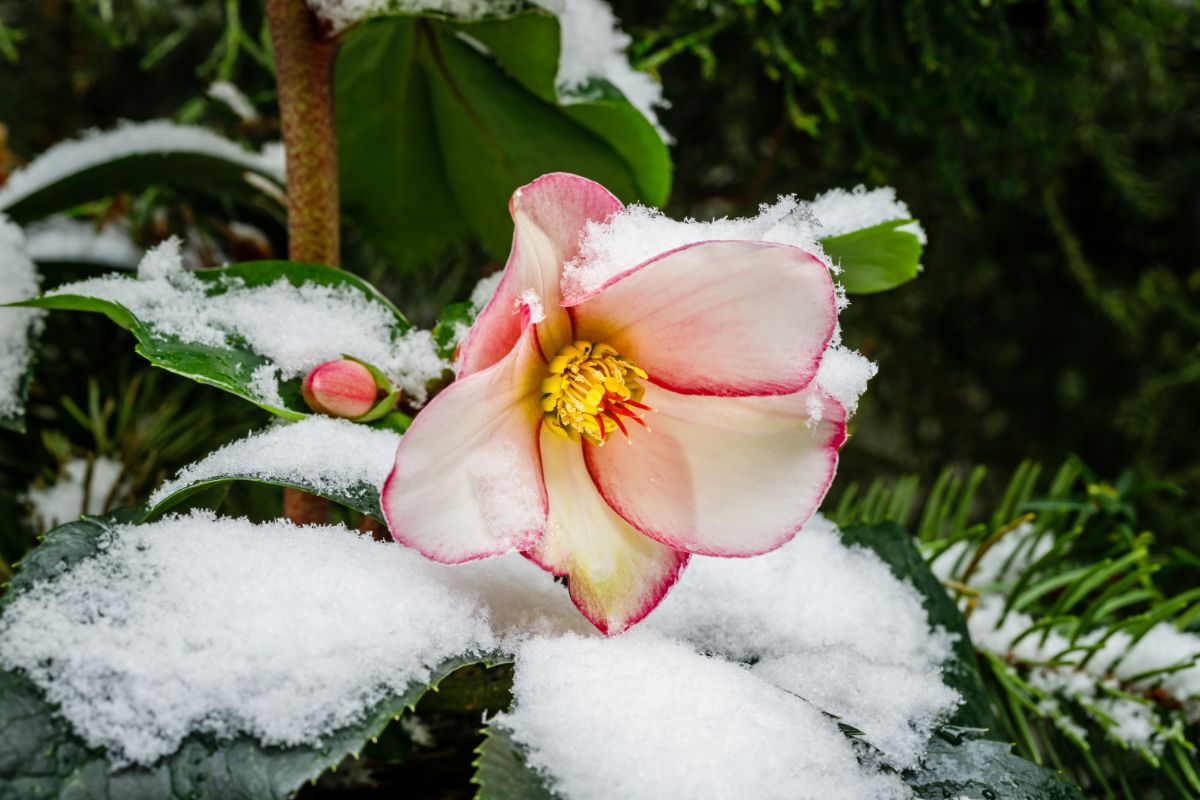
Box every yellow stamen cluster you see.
[542,340,651,445]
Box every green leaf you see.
[16,261,410,418]
[0,514,509,800]
[431,299,477,359]
[839,521,999,733]
[905,728,1084,799]
[820,219,922,294]
[0,123,285,225]
[336,11,671,273]
[473,724,558,800]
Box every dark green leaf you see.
[905,728,1084,799]
[473,724,558,800]
[16,261,409,418]
[839,521,999,733]
[336,12,670,273]
[821,219,922,294]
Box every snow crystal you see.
[0,512,499,766]
[207,81,259,122]
[0,120,285,212]
[148,417,401,508]
[814,344,877,417]
[0,214,45,419]
[533,0,668,139]
[48,240,449,404]
[24,457,125,531]
[646,515,960,769]
[23,215,142,268]
[500,633,912,800]
[808,185,927,244]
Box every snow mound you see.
[500,633,912,800]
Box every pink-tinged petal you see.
[568,241,837,396]
[586,384,847,557]
[527,429,689,635]
[458,173,623,377]
[383,320,548,564]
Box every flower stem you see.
[264,0,340,268]
[264,0,339,524]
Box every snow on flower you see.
[383,173,850,634]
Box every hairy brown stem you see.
[265,0,339,525]
[265,0,340,267]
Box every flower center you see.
[541,340,652,445]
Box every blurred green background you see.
[1,0,1197,567]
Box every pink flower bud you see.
[301,360,378,418]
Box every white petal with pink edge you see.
[526,429,689,635]
[457,173,622,377]
[383,324,548,564]
[567,240,837,397]
[585,385,847,557]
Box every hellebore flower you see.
[383,173,847,634]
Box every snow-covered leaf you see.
[820,219,923,294]
[15,259,422,418]
[336,10,670,273]
[144,417,398,520]
[838,521,998,733]
[0,513,509,800]
[0,121,285,225]
[0,215,45,433]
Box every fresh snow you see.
[0,512,500,766]
[645,514,960,769]
[809,185,927,244]
[533,0,668,139]
[207,81,260,122]
[500,633,912,800]
[24,456,125,531]
[0,510,958,791]
[0,214,45,420]
[23,215,142,268]
[0,120,285,212]
[149,417,400,508]
[47,239,449,405]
